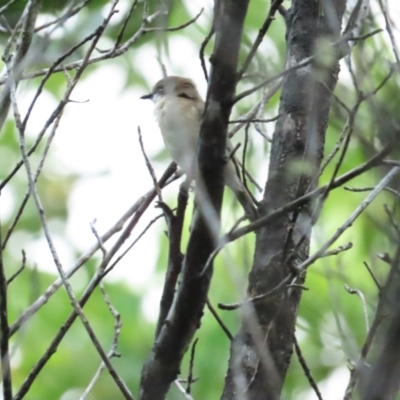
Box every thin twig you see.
[3,108,64,249]
[12,164,174,399]
[218,275,292,310]
[79,282,123,400]
[34,0,91,32]
[378,0,400,72]
[296,167,400,274]
[90,219,107,258]
[186,338,199,394]
[0,203,12,400]
[9,164,176,338]
[144,8,203,33]
[320,243,353,258]
[206,299,233,340]
[222,144,394,258]
[237,0,284,79]
[104,212,165,274]
[199,26,215,82]
[344,186,400,198]
[0,0,18,16]
[6,249,26,285]
[138,126,162,202]
[363,261,381,290]
[113,0,139,49]
[174,380,195,400]
[294,336,323,400]
[344,284,370,332]
[0,9,162,86]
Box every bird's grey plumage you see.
[141,76,258,221]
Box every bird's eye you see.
[156,86,164,94]
[182,82,193,89]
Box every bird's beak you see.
[140,93,153,100]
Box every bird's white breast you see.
[154,96,200,178]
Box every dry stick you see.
[317,51,393,185]
[252,91,277,142]
[343,0,369,37]
[218,275,291,311]
[0,0,41,133]
[2,107,64,249]
[0,28,102,193]
[0,213,12,400]
[233,55,316,104]
[316,114,352,183]
[145,8,203,33]
[6,249,26,285]
[383,160,400,167]
[2,6,151,188]
[1,8,24,59]
[4,0,177,338]
[343,260,395,400]
[104,212,166,275]
[317,65,394,188]
[233,27,382,105]
[229,79,281,139]
[344,285,370,332]
[363,261,381,290]
[113,0,139,49]
[384,204,400,237]
[202,143,394,276]
[9,4,133,399]
[206,298,233,340]
[319,100,361,202]
[345,186,400,198]
[296,167,400,274]
[237,0,284,79]
[378,0,400,72]
[9,164,176,338]
[174,380,195,400]
[79,282,123,400]
[186,338,199,394]
[0,16,12,34]
[241,122,251,197]
[294,336,323,400]
[23,25,101,130]
[34,0,91,32]
[228,81,282,193]
[0,2,42,398]
[13,166,175,400]
[199,25,215,82]
[0,7,202,86]
[90,220,107,257]
[138,126,162,202]
[229,116,279,124]
[0,0,18,15]
[320,242,352,258]
[155,184,188,338]
[346,312,385,398]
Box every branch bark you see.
[221,1,347,399]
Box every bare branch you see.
[294,336,323,400]
[0,205,12,400]
[79,283,123,400]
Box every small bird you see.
[141,76,258,221]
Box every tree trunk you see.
[221,1,347,399]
